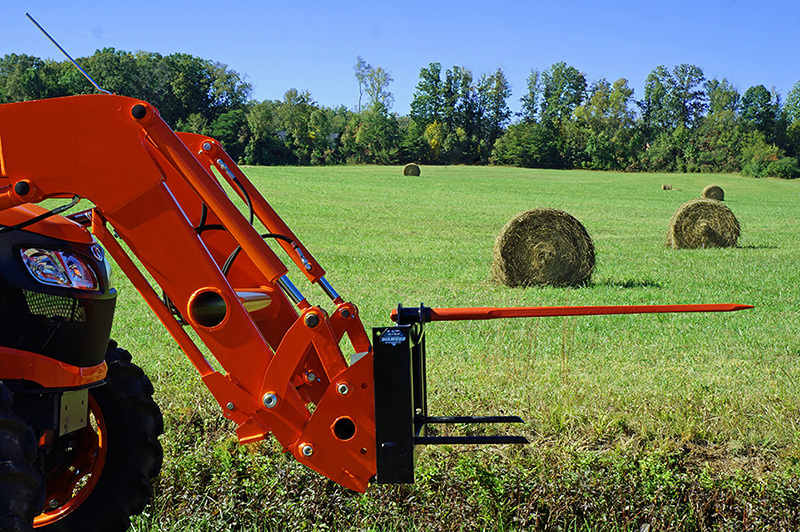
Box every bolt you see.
[305,372,317,383]
[226,402,235,410]
[301,444,314,457]
[202,142,213,152]
[131,104,147,119]
[48,499,59,509]
[337,383,350,396]
[305,313,320,328]
[13,181,31,197]
[340,308,351,318]
[262,393,278,409]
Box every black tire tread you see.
[0,382,45,532]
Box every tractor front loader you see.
[0,94,751,531]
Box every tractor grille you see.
[0,287,115,367]
[23,290,88,322]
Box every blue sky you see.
[2,0,799,116]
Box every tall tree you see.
[476,68,512,157]
[741,85,779,141]
[784,81,800,156]
[354,56,368,113]
[520,69,543,123]
[705,78,740,115]
[669,63,707,128]
[571,78,637,169]
[409,62,444,126]
[273,88,317,164]
[353,56,394,111]
[640,65,673,136]
[354,102,400,164]
[785,81,800,124]
[539,62,586,124]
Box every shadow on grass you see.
[593,279,663,289]
[739,244,778,250]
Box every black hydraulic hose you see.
[222,233,296,275]
[0,196,81,234]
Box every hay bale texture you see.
[667,198,740,249]
[701,184,724,200]
[403,163,421,176]
[491,208,595,288]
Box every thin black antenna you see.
[25,12,111,95]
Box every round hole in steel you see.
[189,291,227,328]
[333,417,356,441]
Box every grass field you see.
[119,166,800,531]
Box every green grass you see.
[114,166,800,531]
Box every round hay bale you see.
[701,184,724,200]
[403,163,421,176]
[667,198,740,249]
[491,208,595,288]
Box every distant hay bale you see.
[701,184,724,200]
[491,208,595,288]
[667,198,740,249]
[403,163,421,176]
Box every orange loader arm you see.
[0,95,375,491]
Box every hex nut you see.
[305,313,320,328]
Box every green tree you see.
[785,81,800,124]
[210,109,248,162]
[572,78,637,169]
[741,85,779,142]
[409,62,444,127]
[539,62,586,124]
[520,69,543,123]
[273,88,317,164]
[476,68,512,161]
[491,121,562,168]
[244,100,296,165]
[670,63,707,128]
[639,65,673,138]
[347,102,399,164]
[705,78,740,115]
[783,81,800,156]
[0,53,64,102]
[354,56,394,110]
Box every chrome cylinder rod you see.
[318,277,340,301]
[277,275,305,306]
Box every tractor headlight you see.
[21,248,99,290]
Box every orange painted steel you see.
[0,347,107,389]
[392,303,754,322]
[0,95,375,492]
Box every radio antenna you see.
[25,12,111,95]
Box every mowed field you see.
[118,166,800,531]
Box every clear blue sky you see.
[2,0,799,116]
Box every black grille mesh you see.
[22,290,87,322]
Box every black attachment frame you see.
[373,304,528,484]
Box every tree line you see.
[2,49,799,178]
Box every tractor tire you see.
[0,382,45,532]
[35,342,164,532]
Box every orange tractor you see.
[0,93,751,531]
